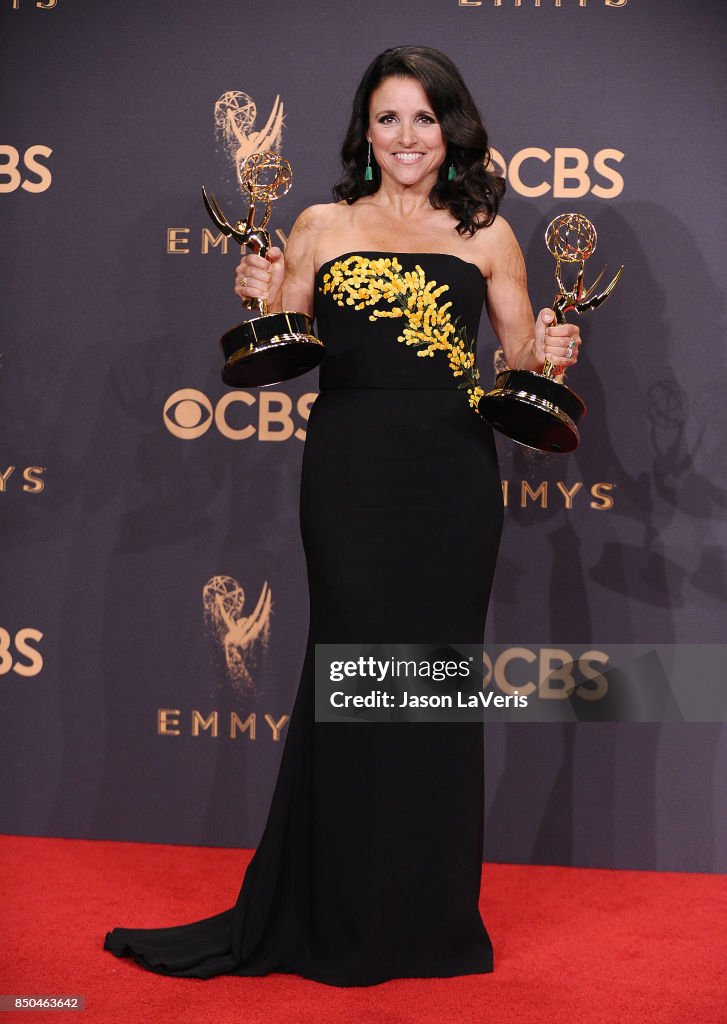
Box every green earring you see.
[365,141,373,182]
[447,163,456,182]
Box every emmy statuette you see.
[202,151,324,387]
[478,213,624,453]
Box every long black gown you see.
[103,251,504,987]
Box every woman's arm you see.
[482,216,581,371]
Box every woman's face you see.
[367,75,446,189]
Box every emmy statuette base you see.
[221,311,324,388]
[478,369,586,453]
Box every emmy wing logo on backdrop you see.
[203,575,272,692]
[214,90,284,171]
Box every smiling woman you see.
[105,44,584,989]
[334,45,505,237]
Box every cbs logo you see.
[0,146,52,193]
[482,647,610,700]
[163,388,316,442]
[0,628,44,677]
[490,147,624,199]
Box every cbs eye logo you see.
[0,146,52,193]
[163,389,214,440]
[163,388,314,442]
[0,628,43,677]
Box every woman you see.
[104,45,580,987]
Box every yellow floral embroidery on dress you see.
[320,255,484,409]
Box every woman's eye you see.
[376,113,436,125]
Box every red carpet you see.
[0,835,725,1024]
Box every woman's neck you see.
[367,175,437,221]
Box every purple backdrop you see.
[1,0,726,872]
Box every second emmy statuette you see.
[202,151,324,387]
[478,213,624,453]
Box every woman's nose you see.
[397,122,416,146]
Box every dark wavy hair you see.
[333,45,505,237]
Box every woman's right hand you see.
[234,247,285,310]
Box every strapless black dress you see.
[103,252,504,986]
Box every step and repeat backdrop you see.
[2,0,726,872]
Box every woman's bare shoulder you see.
[475,213,518,244]
[468,214,524,278]
[291,201,349,234]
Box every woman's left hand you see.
[533,308,581,370]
